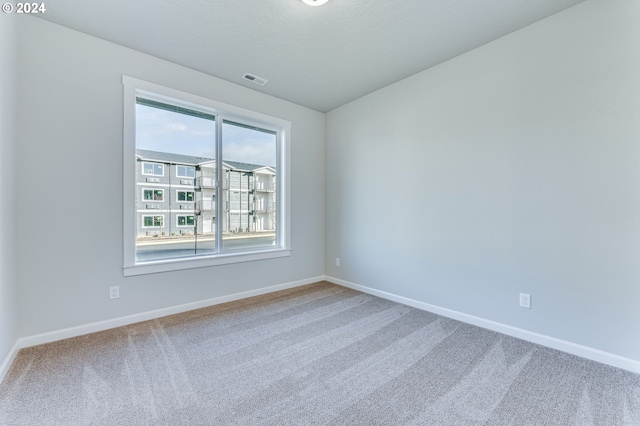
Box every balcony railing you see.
[199,200,216,211]
[254,182,275,192]
[197,176,216,189]
[253,203,275,212]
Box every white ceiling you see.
[37,0,586,112]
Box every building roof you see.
[136,149,274,172]
[224,160,274,173]
[136,149,212,166]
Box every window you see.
[143,189,164,201]
[123,76,291,276]
[142,162,164,176]
[177,165,196,178]
[177,191,195,202]
[142,215,164,228]
[177,215,195,226]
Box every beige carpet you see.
[1,282,639,425]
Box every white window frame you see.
[123,76,291,276]
[142,215,164,228]
[142,162,164,176]
[176,165,196,178]
[176,214,196,227]
[142,188,164,202]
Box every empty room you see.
[1,0,639,424]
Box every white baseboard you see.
[326,275,640,374]
[5,274,637,382]
[0,340,20,385]
[0,275,323,383]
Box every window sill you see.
[123,248,291,276]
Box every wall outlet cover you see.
[109,286,120,299]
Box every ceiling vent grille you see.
[242,73,268,86]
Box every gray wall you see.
[326,0,640,361]
[16,17,325,337]
[0,13,17,364]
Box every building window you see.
[142,162,164,176]
[177,191,195,202]
[177,215,196,226]
[143,189,164,201]
[177,165,196,178]
[142,215,164,228]
[123,76,291,275]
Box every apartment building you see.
[136,149,276,237]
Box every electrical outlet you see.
[519,293,531,309]
[335,257,340,267]
[109,286,120,300]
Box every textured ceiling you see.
[36,0,586,112]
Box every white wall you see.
[0,12,18,369]
[326,0,640,362]
[16,17,325,337]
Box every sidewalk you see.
[136,232,275,246]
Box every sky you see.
[136,104,276,167]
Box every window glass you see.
[143,215,163,228]
[177,165,195,178]
[143,162,163,176]
[178,191,195,202]
[177,215,196,226]
[222,121,277,250]
[143,189,163,201]
[135,99,215,261]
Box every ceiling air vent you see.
[242,73,268,86]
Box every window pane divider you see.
[215,114,224,254]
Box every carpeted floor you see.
[1,281,639,425]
